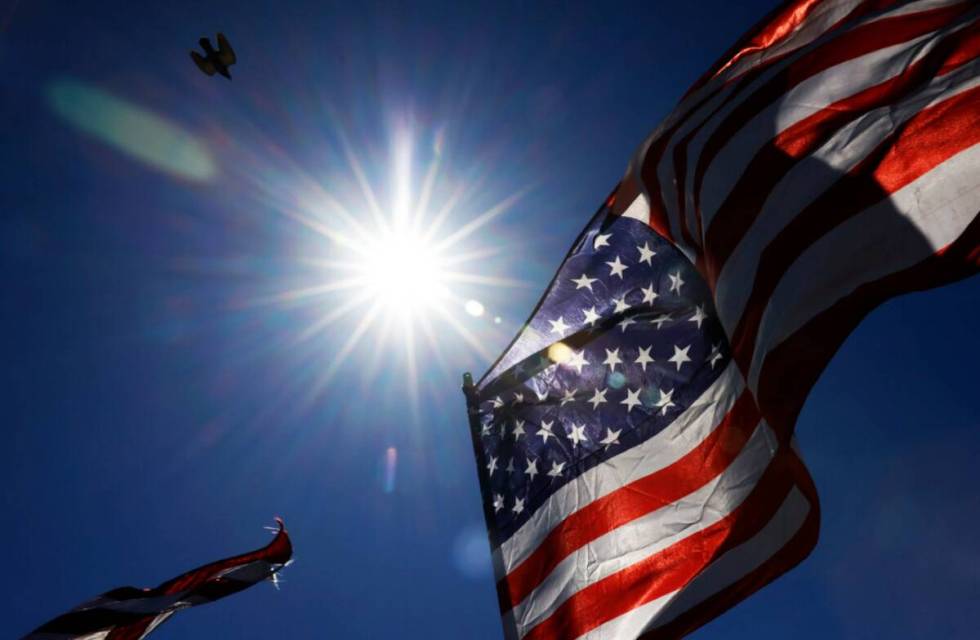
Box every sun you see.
[352,222,450,318]
[238,121,528,398]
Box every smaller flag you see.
[21,518,293,640]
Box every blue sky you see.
[2,1,978,638]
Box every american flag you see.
[465,1,980,638]
[20,519,292,640]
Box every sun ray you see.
[432,304,497,362]
[293,290,375,344]
[246,278,365,307]
[441,272,529,288]
[305,299,386,403]
[433,188,529,252]
[333,119,390,235]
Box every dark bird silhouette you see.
[190,33,236,79]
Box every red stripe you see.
[729,82,980,383]
[690,3,973,244]
[703,18,980,284]
[522,447,799,640]
[642,1,921,262]
[940,20,980,74]
[157,520,291,594]
[641,449,820,639]
[107,617,156,640]
[755,206,980,437]
[691,0,828,94]
[681,0,900,100]
[498,391,761,611]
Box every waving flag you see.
[464,1,980,638]
[21,519,292,640]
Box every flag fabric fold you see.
[21,519,293,640]
[467,1,979,638]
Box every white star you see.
[567,423,588,447]
[600,428,622,447]
[536,421,555,443]
[572,273,598,292]
[588,387,608,410]
[603,348,623,372]
[524,458,539,481]
[612,296,631,315]
[560,389,577,406]
[641,283,658,305]
[547,460,566,478]
[651,313,672,329]
[493,493,504,512]
[669,271,685,294]
[582,306,601,327]
[707,343,724,369]
[635,345,655,371]
[506,458,516,474]
[618,317,637,332]
[512,392,524,405]
[669,344,692,371]
[637,242,656,265]
[689,305,708,329]
[486,456,498,476]
[481,422,492,436]
[534,388,550,403]
[491,396,504,409]
[513,419,526,439]
[565,349,588,374]
[513,496,525,514]
[621,387,643,412]
[656,387,676,414]
[549,316,570,336]
[606,255,628,279]
[593,233,612,250]
[499,423,507,438]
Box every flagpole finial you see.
[461,372,479,413]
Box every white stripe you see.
[655,84,737,251]
[494,363,744,572]
[699,14,974,232]
[510,421,778,638]
[663,0,970,240]
[137,612,176,640]
[580,485,811,639]
[636,2,966,261]
[675,0,968,120]
[698,0,866,91]
[713,58,980,336]
[748,138,980,392]
[620,194,650,224]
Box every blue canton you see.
[473,204,731,544]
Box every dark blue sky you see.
[3,1,978,638]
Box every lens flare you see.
[464,300,485,317]
[547,342,573,364]
[46,78,215,182]
[382,447,397,494]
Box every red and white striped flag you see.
[20,519,292,640]
[466,1,979,638]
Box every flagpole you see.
[461,373,489,505]
[461,372,513,640]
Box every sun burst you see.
[234,119,530,402]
